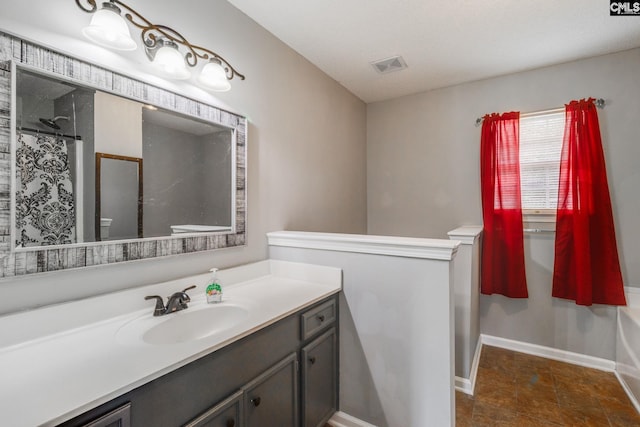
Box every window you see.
[519,111,564,221]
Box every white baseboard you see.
[625,286,640,308]
[327,411,378,427]
[455,338,482,395]
[481,334,616,372]
[454,376,472,395]
[615,371,640,415]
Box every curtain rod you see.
[474,98,606,127]
[18,127,82,140]
[524,228,555,234]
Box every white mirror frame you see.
[0,31,247,277]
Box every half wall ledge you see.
[266,230,460,261]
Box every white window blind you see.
[519,111,564,211]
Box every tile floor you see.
[456,345,640,426]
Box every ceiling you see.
[227,0,640,103]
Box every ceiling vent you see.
[371,55,408,74]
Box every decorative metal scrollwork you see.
[75,0,98,13]
[74,0,245,81]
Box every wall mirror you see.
[0,31,246,277]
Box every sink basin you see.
[117,303,248,346]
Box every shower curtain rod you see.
[18,127,82,140]
[474,98,606,127]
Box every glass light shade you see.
[198,60,231,92]
[152,42,191,80]
[82,6,137,51]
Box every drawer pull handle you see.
[318,314,325,322]
[251,397,261,407]
[309,356,317,365]
[226,419,235,427]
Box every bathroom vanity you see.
[60,297,337,427]
[0,260,341,427]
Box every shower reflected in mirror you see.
[39,115,69,130]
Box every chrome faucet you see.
[145,285,196,316]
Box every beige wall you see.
[94,92,143,158]
[367,48,640,285]
[0,1,366,312]
[367,48,640,359]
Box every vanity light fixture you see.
[81,1,137,51]
[75,0,245,90]
[198,58,231,92]
[146,38,191,80]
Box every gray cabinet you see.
[184,391,243,427]
[186,353,298,427]
[301,299,336,340]
[243,353,298,427]
[302,328,337,427]
[79,403,130,427]
[57,295,338,427]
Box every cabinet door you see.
[184,390,243,427]
[302,328,337,427]
[243,353,298,427]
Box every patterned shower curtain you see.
[16,132,76,247]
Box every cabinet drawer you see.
[184,390,243,427]
[81,403,130,427]
[301,299,336,340]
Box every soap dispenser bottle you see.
[205,268,223,303]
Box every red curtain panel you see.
[552,99,626,306]
[480,112,528,298]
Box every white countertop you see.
[0,260,342,427]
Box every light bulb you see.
[151,40,191,80]
[198,59,231,92]
[82,2,137,51]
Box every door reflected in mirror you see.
[95,153,143,241]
